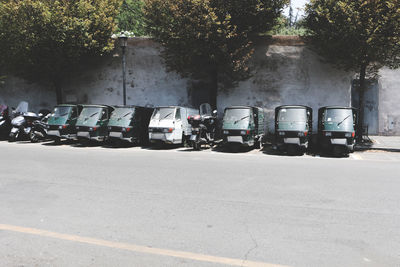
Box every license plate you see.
[151,133,164,139]
[284,138,300,145]
[109,132,122,138]
[227,136,243,143]
[77,131,90,138]
[331,138,347,145]
[190,135,197,141]
[47,130,60,137]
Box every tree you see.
[0,0,122,104]
[305,0,400,137]
[117,0,147,36]
[144,0,288,108]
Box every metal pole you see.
[122,46,127,106]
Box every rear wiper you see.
[89,112,99,117]
[59,112,69,117]
[234,115,249,124]
[337,115,351,126]
[123,112,132,118]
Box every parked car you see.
[274,105,313,155]
[222,106,266,152]
[76,105,114,144]
[318,106,358,156]
[107,105,154,146]
[148,106,198,146]
[47,104,83,143]
[0,105,11,139]
[187,103,218,150]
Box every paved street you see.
[0,141,399,267]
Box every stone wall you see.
[218,39,353,132]
[379,68,400,135]
[1,36,399,135]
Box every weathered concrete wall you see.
[0,76,55,112]
[218,41,353,132]
[1,36,399,135]
[379,68,400,135]
[62,38,192,108]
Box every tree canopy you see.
[144,0,288,107]
[305,0,400,134]
[0,0,122,103]
[117,0,147,36]
[305,0,400,75]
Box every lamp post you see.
[119,32,128,106]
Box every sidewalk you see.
[356,135,400,152]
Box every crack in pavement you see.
[242,223,259,267]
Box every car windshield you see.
[111,108,135,120]
[278,108,307,122]
[324,109,353,125]
[223,108,251,123]
[52,106,72,117]
[151,108,176,121]
[77,107,103,125]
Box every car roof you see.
[276,105,311,109]
[81,104,113,109]
[320,106,356,110]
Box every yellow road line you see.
[351,154,363,160]
[0,224,289,267]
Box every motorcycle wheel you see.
[8,133,16,142]
[193,141,201,151]
[30,132,39,143]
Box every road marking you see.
[351,154,363,160]
[0,224,289,267]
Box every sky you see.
[283,0,309,19]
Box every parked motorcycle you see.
[29,110,51,143]
[187,103,218,150]
[8,101,29,142]
[0,105,11,139]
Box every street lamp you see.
[119,32,128,106]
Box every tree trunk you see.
[208,67,218,111]
[357,64,367,141]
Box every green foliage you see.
[144,0,288,86]
[305,0,400,133]
[269,15,308,36]
[305,0,400,74]
[117,0,147,36]
[0,0,121,89]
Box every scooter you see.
[0,105,11,139]
[8,101,29,142]
[9,111,39,142]
[29,110,51,143]
[188,103,218,150]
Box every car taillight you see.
[62,125,67,129]
[126,127,132,132]
[304,131,308,137]
[352,132,355,138]
[246,130,250,135]
[93,127,98,131]
[168,128,173,133]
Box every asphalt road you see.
[0,141,399,267]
